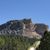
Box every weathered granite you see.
[0,19,48,39]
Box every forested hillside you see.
[0,31,50,50]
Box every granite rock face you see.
[0,19,48,39]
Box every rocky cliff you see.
[0,19,48,39]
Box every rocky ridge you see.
[0,19,48,39]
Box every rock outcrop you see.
[0,19,48,39]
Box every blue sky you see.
[0,0,50,30]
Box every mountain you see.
[0,19,48,39]
[0,19,49,50]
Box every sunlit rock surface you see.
[0,19,48,39]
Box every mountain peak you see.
[0,19,48,39]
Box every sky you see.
[0,0,50,30]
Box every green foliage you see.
[0,31,50,50]
[0,35,34,50]
[37,32,50,50]
[0,36,5,47]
